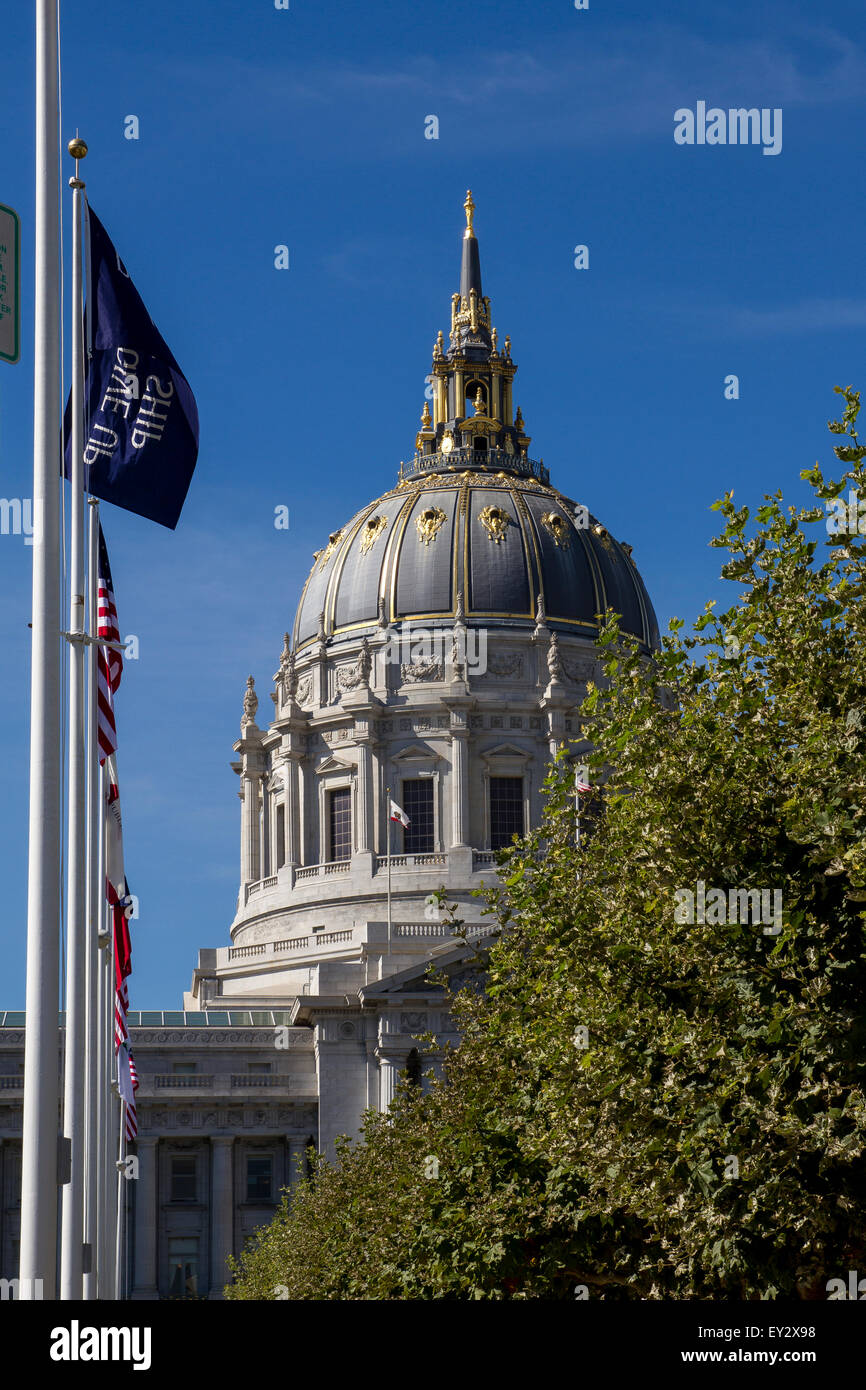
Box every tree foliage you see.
[227,388,866,1300]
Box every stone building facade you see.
[0,192,658,1298]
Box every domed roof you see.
[293,463,658,652]
[293,192,659,655]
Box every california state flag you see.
[104,754,125,900]
[389,799,410,828]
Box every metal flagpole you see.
[60,134,88,1302]
[114,1098,125,1299]
[96,900,110,1298]
[82,497,100,1300]
[20,0,63,1300]
[101,869,115,1297]
[386,785,392,960]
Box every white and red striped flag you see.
[118,1042,139,1141]
[96,523,123,764]
[105,756,134,1051]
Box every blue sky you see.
[1,0,865,1005]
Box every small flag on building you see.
[389,799,410,828]
[63,205,199,530]
[574,766,592,795]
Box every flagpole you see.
[20,0,63,1300]
[60,135,89,1302]
[114,1101,125,1299]
[82,497,100,1300]
[96,898,111,1298]
[386,785,392,961]
[101,857,115,1297]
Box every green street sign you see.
[0,203,21,364]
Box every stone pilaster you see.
[130,1137,158,1301]
[210,1137,234,1299]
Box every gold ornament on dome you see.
[416,505,447,546]
[478,505,510,544]
[359,514,388,555]
[314,529,344,570]
[441,431,454,454]
[541,511,571,549]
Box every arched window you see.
[465,380,486,415]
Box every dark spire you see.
[449,190,492,359]
[402,191,547,487]
[459,190,483,301]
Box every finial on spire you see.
[473,388,485,416]
[421,401,432,427]
[464,188,476,238]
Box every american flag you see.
[96,524,123,764]
[118,1043,139,1142]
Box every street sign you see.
[0,203,21,364]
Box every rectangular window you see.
[247,1062,272,1074]
[329,787,352,861]
[247,1154,273,1202]
[170,1154,197,1203]
[275,803,286,870]
[172,1062,196,1075]
[489,776,524,850]
[167,1237,199,1298]
[402,779,434,854]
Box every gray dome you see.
[293,466,659,652]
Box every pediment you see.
[315,754,355,775]
[481,741,532,762]
[393,742,440,763]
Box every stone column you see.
[437,373,447,426]
[244,774,261,883]
[237,783,247,886]
[450,727,469,847]
[210,1137,234,1298]
[355,738,372,854]
[285,755,301,867]
[261,775,271,877]
[131,1137,158,1300]
[379,1056,399,1111]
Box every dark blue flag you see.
[63,205,198,529]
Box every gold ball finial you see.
[68,137,88,160]
[464,189,475,236]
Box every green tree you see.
[227,388,866,1300]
